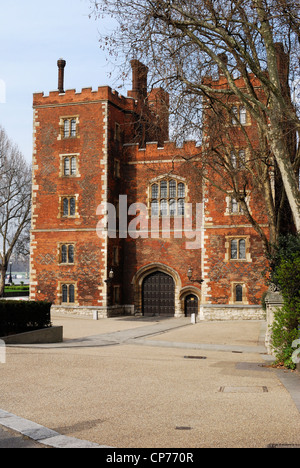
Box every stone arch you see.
[179,286,201,317]
[132,263,182,316]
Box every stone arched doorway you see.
[184,294,199,317]
[132,263,182,317]
[142,271,175,316]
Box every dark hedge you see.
[0,301,52,337]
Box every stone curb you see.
[0,410,111,448]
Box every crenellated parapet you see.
[33,85,138,111]
[123,139,202,163]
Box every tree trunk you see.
[0,264,7,298]
[268,121,300,233]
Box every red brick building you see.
[30,59,270,320]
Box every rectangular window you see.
[225,236,251,262]
[60,244,75,264]
[60,154,79,178]
[226,194,246,215]
[61,283,76,304]
[231,105,249,126]
[230,239,246,260]
[60,116,79,139]
[230,282,248,305]
[60,196,78,218]
[235,284,243,302]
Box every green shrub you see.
[0,301,52,337]
[270,240,300,370]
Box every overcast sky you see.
[0,0,124,162]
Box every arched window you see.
[150,179,186,217]
[235,284,243,302]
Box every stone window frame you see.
[58,281,78,305]
[230,282,248,305]
[58,194,80,219]
[59,153,80,178]
[231,105,251,127]
[230,148,247,170]
[148,175,187,218]
[58,115,80,140]
[225,191,251,216]
[58,243,76,265]
[225,236,252,262]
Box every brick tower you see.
[30,58,270,320]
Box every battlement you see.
[33,85,137,111]
[124,140,202,162]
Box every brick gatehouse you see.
[30,57,274,320]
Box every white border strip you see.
[0,410,111,448]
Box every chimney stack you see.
[130,60,148,101]
[57,58,66,94]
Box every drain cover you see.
[184,356,207,360]
[176,427,192,431]
[219,386,268,393]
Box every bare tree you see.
[0,126,31,296]
[90,0,300,235]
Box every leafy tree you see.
[269,234,300,369]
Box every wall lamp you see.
[104,268,114,284]
[187,267,204,284]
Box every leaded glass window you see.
[149,179,186,217]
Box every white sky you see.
[0,0,124,162]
